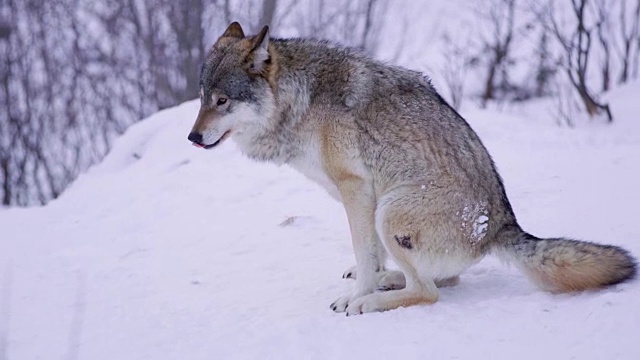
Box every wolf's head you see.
[188,22,276,149]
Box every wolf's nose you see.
[188,132,203,144]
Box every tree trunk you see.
[259,0,277,28]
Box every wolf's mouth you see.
[192,131,231,150]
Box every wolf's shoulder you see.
[271,37,369,61]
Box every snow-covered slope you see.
[1,84,639,360]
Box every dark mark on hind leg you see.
[394,235,413,250]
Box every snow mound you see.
[1,83,640,359]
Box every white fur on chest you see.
[288,138,342,201]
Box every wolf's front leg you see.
[329,178,381,313]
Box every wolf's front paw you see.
[330,291,368,313]
[342,265,357,279]
[330,295,351,313]
[345,294,380,316]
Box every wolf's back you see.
[494,227,636,292]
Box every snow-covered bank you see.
[1,84,639,359]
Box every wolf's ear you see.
[247,25,270,73]
[222,22,245,39]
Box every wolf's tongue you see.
[192,142,205,148]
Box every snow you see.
[473,215,489,241]
[458,202,490,244]
[2,82,640,359]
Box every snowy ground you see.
[1,83,639,359]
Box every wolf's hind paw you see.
[343,266,407,291]
[377,271,406,291]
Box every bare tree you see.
[594,0,611,92]
[259,0,277,28]
[0,0,393,206]
[532,27,557,98]
[168,0,206,101]
[546,0,613,122]
[441,32,471,110]
[359,0,381,52]
[616,0,640,84]
[286,0,387,54]
[477,0,517,107]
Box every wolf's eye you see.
[217,98,227,106]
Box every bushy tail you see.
[494,226,637,292]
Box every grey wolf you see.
[188,22,637,315]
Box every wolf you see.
[188,22,637,315]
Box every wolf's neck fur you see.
[233,39,363,164]
[232,72,311,165]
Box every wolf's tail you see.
[493,225,637,292]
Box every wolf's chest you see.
[288,144,341,201]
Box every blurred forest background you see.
[1,0,639,206]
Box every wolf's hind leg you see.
[346,274,438,315]
[435,276,460,288]
[346,192,443,315]
[377,270,407,290]
[345,267,458,290]
[346,234,439,314]
[377,274,459,290]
